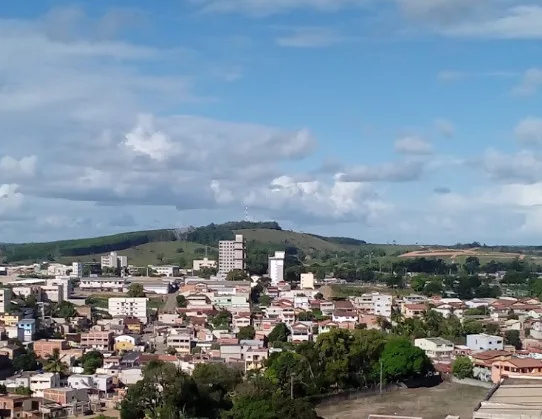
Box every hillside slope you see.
[0,221,366,264]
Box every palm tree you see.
[44,348,67,375]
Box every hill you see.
[0,221,370,265]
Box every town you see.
[0,232,539,419]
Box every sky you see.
[1,0,542,245]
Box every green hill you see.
[0,221,370,265]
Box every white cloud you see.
[515,117,542,145]
[394,136,433,155]
[0,156,37,179]
[275,27,347,48]
[0,184,24,216]
[434,119,454,138]
[512,68,542,96]
[482,149,542,184]
[338,160,424,182]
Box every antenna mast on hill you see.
[244,206,249,222]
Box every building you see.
[114,335,141,352]
[101,251,128,270]
[166,333,192,354]
[218,234,246,277]
[0,289,12,314]
[148,265,179,277]
[108,297,148,324]
[17,319,35,342]
[80,331,113,350]
[0,395,36,418]
[30,372,61,397]
[47,263,70,276]
[300,273,315,290]
[67,374,114,393]
[80,277,126,292]
[71,262,83,278]
[373,294,393,318]
[192,258,217,271]
[33,339,70,358]
[414,337,454,359]
[47,277,73,300]
[466,333,504,352]
[41,285,63,303]
[268,251,285,285]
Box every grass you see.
[316,381,487,419]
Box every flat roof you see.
[8,279,47,285]
[474,380,542,417]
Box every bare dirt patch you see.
[316,382,487,419]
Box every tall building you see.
[268,251,285,285]
[101,252,128,270]
[71,262,83,278]
[300,273,315,290]
[0,289,12,314]
[218,234,246,278]
[108,297,148,324]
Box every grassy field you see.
[56,241,213,267]
[316,382,487,419]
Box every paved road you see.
[163,290,179,313]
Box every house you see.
[124,317,144,334]
[0,394,38,418]
[17,319,36,342]
[68,374,114,393]
[30,372,61,397]
[288,322,313,343]
[33,339,70,358]
[466,333,504,352]
[491,358,542,383]
[402,304,426,318]
[166,332,193,354]
[332,310,357,323]
[232,314,251,332]
[80,331,114,351]
[114,335,141,352]
[245,348,268,370]
[0,344,24,360]
[43,387,89,405]
[414,337,454,359]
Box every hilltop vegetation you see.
[0,221,369,264]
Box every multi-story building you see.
[373,294,393,318]
[80,331,114,350]
[218,234,246,278]
[192,258,217,271]
[300,273,315,290]
[0,289,12,314]
[71,262,83,278]
[17,319,35,342]
[268,251,285,285]
[67,374,114,393]
[414,337,454,359]
[80,278,126,292]
[33,339,70,358]
[166,333,193,354]
[41,285,63,303]
[47,277,73,300]
[148,265,180,277]
[47,263,70,276]
[101,252,128,270]
[466,333,504,352]
[108,297,148,324]
[30,372,61,397]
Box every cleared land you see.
[316,382,487,419]
[398,247,542,264]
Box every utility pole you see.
[290,374,294,400]
[379,361,383,396]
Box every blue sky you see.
[1,0,542,245]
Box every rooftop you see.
[474,379,542,417]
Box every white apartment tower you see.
[0,289,12,314]
[71,262,83,278]
[108,297,148,324]
[268,251,285,285]
[101,252,128,270]
[218,234,246,278]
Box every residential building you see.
[0,289,12,314]
[467,333,504,352]
[43,388,89,405]
[148,265,180,277]
[67,374,114,393]
[30,372,61,397]
[40,284,63,303]
[108,297,148,324]
[268,251,285,285]
[80,277,126,292]
[218,234,246,277]
[80,331,114,350]
[166,332,192,354]
[0,395,36,418]
[11,286,40,301]
[288,322,313,343]
[114,335,141,352]
[300,273,315,290]
[0,313,21,327]
[17,319,35,342]
[373,294,393,318]
[47,263,70,276]
[47,277,73,300]
[71,262,83,278]
[101,251,128,270]
[245,348,268,371]
[402,303,426,318]
[33,339,70,358]
[491,358,542,383]
[192,258,217,271]
[414,337,454,359]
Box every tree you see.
[167,346,177,356]
[505,330,522,350]
[127,283,145,298]
[14,386,32,396]
[268,323,290,345]
[0,384,6,394]
[54,301,77,318]
[211,310,231,330]
[192,363,242,410]
[176,295,187,308]
[237,326,255,340]
[156,252,165,263]
[43,348,67,374]
[13,350,40,371]
[226,269,249,281]
[258,295,271,307]
[380,338,433,383]
[81,350,104,374]
[452,356,473,379]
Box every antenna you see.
[244,206,249,222]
